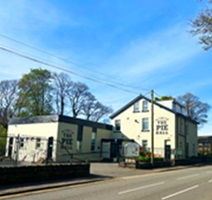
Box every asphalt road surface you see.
[2,165,212,200]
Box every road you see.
[2,165,212,200]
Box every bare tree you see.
[81,92,96,120]
[81,93,113,122]
[52,72,73,115]
[0,80,18,129]
[67,82,89,118]
[190,0,212,50]
[90,102,113,122]
[177,92,210,125]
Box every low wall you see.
[0,163,90,186]
[122,157,212,169]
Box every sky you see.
[0,0,211,136]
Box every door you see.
[102,142,111,159]
[165,145,171,161]
[8,137,14,157]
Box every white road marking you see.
[177,174,199,180]
[118,182,165,195]
[208,180,212,183]
[161,185,199,200]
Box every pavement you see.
[0,162,194,197]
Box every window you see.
[115,120,121,131]
[133,102,139,112]
[142,140,148,152]
[180,118,184,134]
[192,144,195,155]
[142,118,149,131]
[91,129,97,151]
[77,141,82,152]
[36,138,41,149]
[142,101,148,112]
[19,138,24,148]
[77,125,83,151]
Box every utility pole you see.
[151,90,154,167]
[15,134,20,166]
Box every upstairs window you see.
[115,119,121,131]
[142,101,148,112]
[133,102,139,112]
[142,118,149,131]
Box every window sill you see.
[133,111,140,113]
[142,110,149,112]
[141,130,150,132]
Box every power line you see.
[0,45,142,95]
[0,33,149,92]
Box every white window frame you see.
[133,102,139,112]
[142,118,149,131]
[91,132,97,151]
[142,140,148,152]
[36,138,41,149]
[142,101,148,112]
[115,119,121,131]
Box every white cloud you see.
[0,0,79,33]
[105,23,202,84]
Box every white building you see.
[110,95,198,159]
[5,94,198,163]
[6,115,113,163]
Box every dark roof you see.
[110,94,198,124]
[9,115,113,130]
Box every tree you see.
[0,125,7,156]
[190,0,212,50]
[52,72,73,115]
[90,103,113,122]
[81,92,97,120]
[16,68,53,116]
[81,93,113,121]
[155,96,174,101]
[66,82,89,118]
[177,92,210,125]
[0,79,18,129]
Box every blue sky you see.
[0,0,211,135]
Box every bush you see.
[137,150,163,162]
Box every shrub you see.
[137,150,163,162]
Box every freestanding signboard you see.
[124,142,139,157]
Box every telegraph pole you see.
[151,90,154,167]
[15,134,20,166]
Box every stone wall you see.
[0,163,90,186]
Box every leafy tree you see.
[16,68,53,116]
[0,125,7,156]
[155,96,174,101]
[0,79,18,129]
[52,72,73,115]
[177,92,210,125]
[190,0,212,50]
